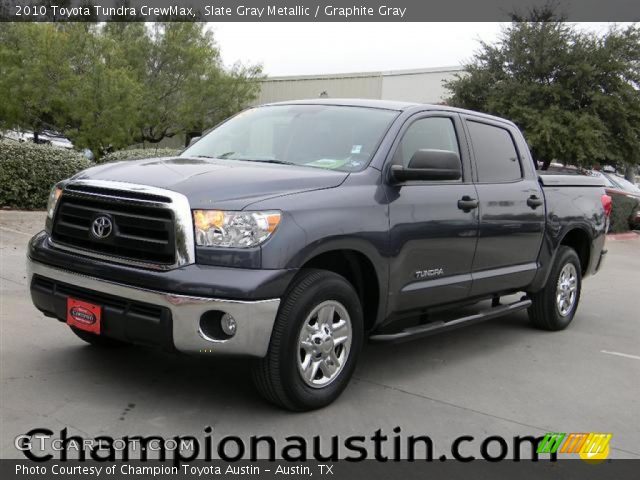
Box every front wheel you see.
[252,269,363,411]
[528,246,582,331]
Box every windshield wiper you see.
[250,159,298,166]
[194,155,298,166]
[192,152,236,160]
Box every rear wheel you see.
[528,246,582,331]
[252,269,363,411]
[70,327,128,347]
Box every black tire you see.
[252,269,364,411]
[528,246,582,331]
[70,327,128,347]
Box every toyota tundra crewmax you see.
[27,100,609,410]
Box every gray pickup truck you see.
[27,99,609,410]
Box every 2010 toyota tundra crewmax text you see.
[27,100,610,411]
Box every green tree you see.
[104,22,263,146]
[1,22,262,154]
[61,23,143,154]
[0,23,71,142]
[445,14,640,174]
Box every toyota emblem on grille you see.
[91,216,113,239]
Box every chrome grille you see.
[48,180,195,269]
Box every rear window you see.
[467,121,522,183]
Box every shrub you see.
[0,140,92,209]
[609,194,640,233]
[98,148,181,164]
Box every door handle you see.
[527,195,543,209]
[457,196,479,212]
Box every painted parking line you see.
[600,350,640,361]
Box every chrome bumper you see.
[27,259,280,357]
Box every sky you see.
[208,22,622,76]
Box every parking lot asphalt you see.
[1,210,639,460]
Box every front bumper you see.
[27,259,280,357]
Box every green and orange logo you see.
[537,432,612,463]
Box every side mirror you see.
[390,149,462,182]
[187,136,201,147]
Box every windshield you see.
[181,105,399,172]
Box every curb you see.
[607,232,639,241]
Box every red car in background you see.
[591,171,640,229]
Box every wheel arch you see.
[529,225,594,293]
[558,227,591,275]
[294,246,386,332]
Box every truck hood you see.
[72,156,349,209]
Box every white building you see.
[255,66,466,105]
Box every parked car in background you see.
[1,129,30,143]
[39,130,74,149]
[590,171,640,230]
[606,173,640,195]
[1,129,74,149]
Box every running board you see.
[369,298,532,343]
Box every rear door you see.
[386,112,479,314]
[462,116,545,296]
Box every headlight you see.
[193,210,281,248]
[46,185,63,219]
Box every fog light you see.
[221,313,237,337]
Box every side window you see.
[395,117,460,169]
[467,121,522,182]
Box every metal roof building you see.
[254,66,465,105]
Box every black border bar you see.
[1,0,639,22]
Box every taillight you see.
[601,194,612,217]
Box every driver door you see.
[386,113,479,314]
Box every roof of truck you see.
[264,98,419,110]
[261,98,516,126]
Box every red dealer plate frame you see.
[66,298,101,334]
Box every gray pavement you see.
[1,211,639,459]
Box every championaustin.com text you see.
[13,427,577,466]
